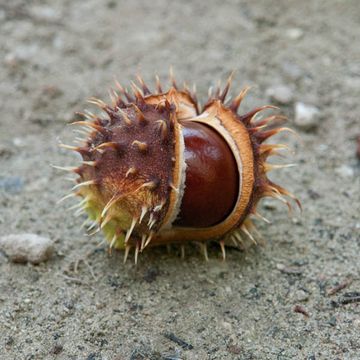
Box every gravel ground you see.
[0,0,359,359]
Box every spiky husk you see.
[58,72,300,262]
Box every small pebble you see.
[0,234,54,264]
[51,343,64,355]
[0,176,24,194]
[285,28,304,40]
[276,263,303,275]
[328,316,337,327]
[29,5,60,23]
[281,62,303,81]
[4,45,39,65]
[307,189,321,200]
[13,137,25,147]
[295,289,309,302]
[227,344,242,355]
[266,85,294,105]
[294,102,320,131]
[335,164,354,178]
[222,321,233,332]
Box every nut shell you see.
[59,73,300,261]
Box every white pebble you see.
[294,102,320,131]
[335,165,354,178]
[285,28,304,40]
[4,45,39,66]
[222,321,233,332]
[29,6,60,22]
[0,234,54,264]
[266,85,294,105]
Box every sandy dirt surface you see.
[1,0,359,359]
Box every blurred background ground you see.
[0,0,359,359]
